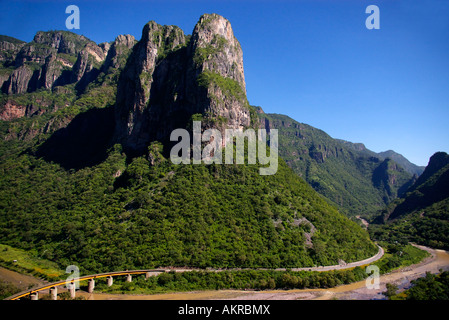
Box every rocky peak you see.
[71,50,93,82]
[114,14,251,154]
[192,13,245,87]
[0,35,25,65]
[99,42,111,57]
[114,21,185,148]
[32,31,92,55]
[189,14,250,134]
[426,152,449,172]
[115,34,136,48]
[102,34,136,71]
[411,152,449,190]
[1,30,108,94]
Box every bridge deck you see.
[6,269,166,300]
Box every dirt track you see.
[0,267,45,292]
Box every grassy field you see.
[0,243,65,281]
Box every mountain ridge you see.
[257,111,416,217]
[337,141,424,176]
[0,16,424,220]
[0,14,379,273]
[370,152,449,249]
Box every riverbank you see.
[2,244,446,300]
[75,245,449,300]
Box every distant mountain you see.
[338,141,425,176]
[0,35,25,45]
[258,111,415,217]
[409,152,449,192]
[377,150,425,176]
[380,152,449,221]
[371,152,449,249]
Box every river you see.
[77,245,449,300]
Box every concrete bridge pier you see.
[145,272,151,279]
[50,287,58,300]
[30,292,38,300]
[69,282,76,299]
[107,276,113,286]
[126,274,132,282]
[88,279,95,293]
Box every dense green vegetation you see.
[387,271,449,300]
[96,268,370,294]
[0,135,378,274]
[0,244,64,281]
[373,242,429,274]
[197,70,248,106]
[0,279,21,300]
[379,152,449,222]
[370,198,449,250]
[1,23,436,300]
[0,241,428,299]
[76,243,425,295]
[376,150,424,176]
[258,112,414,218]
[370,152,449,250]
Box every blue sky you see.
[1,0,448,166]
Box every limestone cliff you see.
[1,31,106,94]
[114,13,252,154]
[1,14,252,152]
[0,31,134,130]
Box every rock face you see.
[6,65,34,94]
[1,31,108,94]
[0,101,26,121]
[0,31,135,129]
[102,35,136,71]
[192,14,249,132]
[0,38,25,61]
[1,14,251,153]
[114,13,251,154]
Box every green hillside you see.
[0,21,379,276]
[258,112,414,218]
[370,152,449,249]
[0,138,378,273]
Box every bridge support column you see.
[69,283,76,299]
[88,279,95,293]
[126,274,132,282]
[50,287,57,300]
[145,272,151,279]
[107,276,113,287]
[30,292,38,300]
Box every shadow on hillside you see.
[36,106,115,170]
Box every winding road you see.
[81,244,449,300]
[5,245,384,300]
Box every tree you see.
[383,283,398,300]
